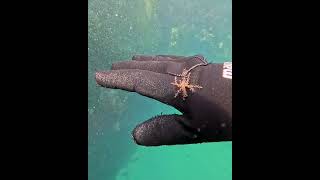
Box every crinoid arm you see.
[174,88,182,98]
[189,87,195,93]
[185,72,191,84]
[171,76,178,85]
[182,88,188,99]
[181,68,188,77]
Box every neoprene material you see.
[95,55,232,146]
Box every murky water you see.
[88,0,232,179]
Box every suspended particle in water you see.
[192,134,198,138]
[219,42,223,49]
[115,13,118,17]
[113,121,121,132]
[88,108,94,115]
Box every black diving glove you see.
[95,55,232,146]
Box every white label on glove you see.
[223,62,232,79]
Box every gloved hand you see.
[95,54,232,146]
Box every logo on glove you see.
[223,62,232,79]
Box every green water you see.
[88,0,232,180]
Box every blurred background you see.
[88,0,232,179]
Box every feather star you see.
[171,69,203,100]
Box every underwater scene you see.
[88,0,232,180]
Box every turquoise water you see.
[88,0,232,180]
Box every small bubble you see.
[115,13,118,17]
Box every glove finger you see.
[132,54,208,65]
[132,114,203,146]
[111,60,183,75]
[132,55,186,62]
[95,69,184,108]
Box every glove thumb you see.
[132,114,200,146]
